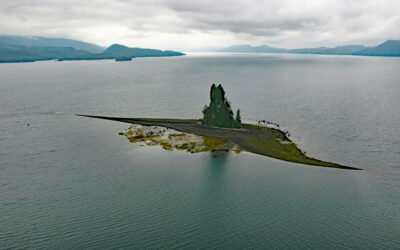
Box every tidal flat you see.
[119,124,239,153]
[80,115,361,170]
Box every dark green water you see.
[1,53,399,248]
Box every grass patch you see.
[79,115,360,170]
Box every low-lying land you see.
[79,115,361,170]
[119,124,240,153]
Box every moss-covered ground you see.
[78,115,361,170]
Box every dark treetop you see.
[77,84,361,169]
[202,84,241,128]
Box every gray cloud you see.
[0,0,399,50]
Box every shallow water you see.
[0,53,399,248]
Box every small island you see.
[115,57,133,62]
[79,84,360,170]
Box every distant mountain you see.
[0,46,93,63]
[103,44,185,57]
[289,47,329,54]
[0,35,103,53]
[0,35,185,63]
[353,40,400,56]
[289,41,400,57]
[289,45,367,55]
[218,41,400,57]
[218,44,287,53]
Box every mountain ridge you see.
[0,35,185,63]
[289,45,368,55]
[218,44,287,53]
[103,44,184,57]
[354,40,400,56]
[0,35,103,53]
[217,40,400,57]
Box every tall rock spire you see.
[202,84,241,128]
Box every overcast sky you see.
[0,0,399,50]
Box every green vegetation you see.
[77,84,361,170]
[79,115,360,170]
[104,44,184,58]
[0,46,92,63]
[0,35,103,53]
[236,109,241,123]
[119,124,232,153]
[202,84,241,128]
[115,57,132,62]
[0,36,185,63]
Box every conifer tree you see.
[236,109,241,123]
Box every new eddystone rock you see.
[202,84,241,128]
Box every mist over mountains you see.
[1,34,400,63]
[218,45,287,53]
[218,40,400,57]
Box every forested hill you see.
[0,35,185,63]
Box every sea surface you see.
[1,53,399,249]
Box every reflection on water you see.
[201,152,229,207]
[0,55,400,248]
[207,152,229,182]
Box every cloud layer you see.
[0,0,399,50]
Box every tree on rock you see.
[202,84,241,128]
[236,109,241,123]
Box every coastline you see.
[0,53,185,64]
[78,115,361,170]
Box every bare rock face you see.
[202,84,241,128]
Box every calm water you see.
[1,53,399,249]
